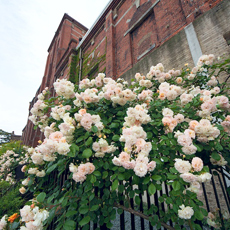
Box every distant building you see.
[11,131,21,141]
[22,0,230,146]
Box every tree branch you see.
[114,202,175,230]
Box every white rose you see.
[178,205,194,219]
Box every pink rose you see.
[191,157,203,172]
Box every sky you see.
[0,0,110,135]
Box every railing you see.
[42,165,230,230]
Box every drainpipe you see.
[79,47,83,83]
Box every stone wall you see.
[121,0,230,82]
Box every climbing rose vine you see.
[1,54,230,230]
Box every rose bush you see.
[1,54,230,230]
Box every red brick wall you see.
[22,0,226,146]
[79,0,223,78]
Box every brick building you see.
[22,0,230,146]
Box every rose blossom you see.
[72,172,86,183]
[19,187,26,194]
[134,162,148,177]
[20,205,34,222]
[0,215,7,230]
[191,157,203,172]
[178,205,194,219]
[49,131,63,141]
[198,172,212,182]
[85,162,95,174]
[174,159,191,173]
[180,173,198,183]
[147,161,156,171]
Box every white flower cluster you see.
[137,89,153,101]
[124,104,151,127]
[35,131,70,162]
[175,128,197,155]
[197,54,215,67]
[174,158,212,195]
[76,88,102,104]
[144,63,181,83]
[112,105,156,177]
[180,93,194,105]
[50,105,71,121]
[20,205,49,230]
[103,79,136,106]
[158,82,182,101]
[58,113,76,142]
[79,73,105,89]
[194,119,220,143]
[29,88,49,132]
[74,109,104,132]
[53,78,75,99]
[92,138,117,157]
[178,205,194,219]
[113,153,156,177]
[0,150,29,183]
[221,115,230,134]
[162,108,184,133]
[69,162,95,183]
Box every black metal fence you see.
[41,165,230,230]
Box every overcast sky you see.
[0,0,110,135]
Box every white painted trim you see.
[184,23,202,65]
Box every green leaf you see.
[152,175,162,181]
[215,142,223,151]
[37,192,46,203]
[66,210,77,217]
[90,204,99,211]
[172,181,180,191]
[129,190,135,198]
[147,132,153,139]
[194,210,204,220]
[117,208,123,214]
[143,177,150,184]
[152,143,158,150]
[46,163,57,174]
[79,216,91,226]
[148,183,156,195]
[93,171,101,177]
[90,175,96,183]
[118,174,125,180]
[79,206,89,214]
[111,179,119,191]
[102,171,109,179]
[135,196,141,205]
[194,144,203,152]
[91,126,98,133]
[85,137,93,146]
[211,152,221,161]
[76,136,84,143]
[64,220,76,230]
[112,135,120,142]
[68,143,79,157]
[109,123,119,129]
[82,149,92,158]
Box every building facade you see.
[22,0,230,146]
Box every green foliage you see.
[0,141,22,156]
[0,181,24,216]
[13,55,230,229]
[69,54,79,84]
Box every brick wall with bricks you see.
[22,0,230,148]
